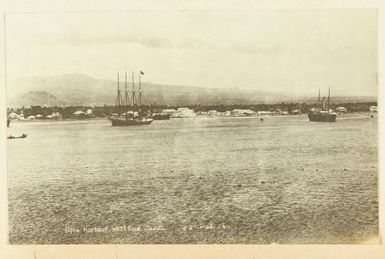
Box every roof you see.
[162,109,177,112]
[73,111,85,115]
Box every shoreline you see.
[8,112,377,124]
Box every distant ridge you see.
[7,74,377,107]
[11,91,62,107]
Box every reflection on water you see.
[7,115,378,244]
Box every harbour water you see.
[7,115,378,244]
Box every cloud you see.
[61,30,173,48]
[5,10,377,96]
[232,44,281,55]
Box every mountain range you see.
[7,74,376,107]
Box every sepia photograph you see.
[4,8,379,245]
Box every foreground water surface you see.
[7,115,378,244]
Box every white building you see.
[162,109,178,116]
[257,111,272,116]
[73,110,85,116]
[174,107,196,118]
[207,110,220,117]
[369,106,377,112]
[231,109,256,117]
[9,112,20,119]
[336,107,348,113]
[47,112,62,119]
[223,111,232,117]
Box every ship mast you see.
[327,88,330,113]
[318,88,321,106]
[139,72,142,108]
[132,72,136,111]
[321,97,326,111]
[115,71,122,113]
[124,71,129,107]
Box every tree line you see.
[7,101,377,119]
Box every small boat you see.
[308,88,337,122]
[152,112,170,120]
[7,134,27,139]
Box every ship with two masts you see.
[109,71,153,126]
[308,88,337,122]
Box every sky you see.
[5,9,378,96]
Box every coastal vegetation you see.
[7,101,377,120]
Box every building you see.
[369,106,377,113]
[162,109,178,116]
[174,108,196,118]
[291,109,302,115]
[47,112,62,120]
[207,110,221,117]
[336,107,348,113]
[73,110,88,119]
[9,112,20,119]
[86,109,93,116]
[231,109,256,117]
[223,111,232,117]
[257,111,272,116]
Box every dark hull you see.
[153,114,170,120]
[8,134,27,139]
[308,113,337,122]
[110,117,153,126]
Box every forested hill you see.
[7,74,377,107]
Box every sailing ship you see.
[109,71,153,126]
[308,88,337,122]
